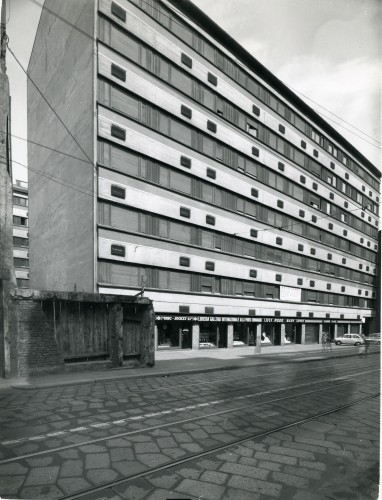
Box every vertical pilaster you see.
[301,324,306,345]
[227,323,233,348]
[255,323,262,354]
[319,324,323,344]
[154,324,158,351]
[280,324,285,346]
[333,323,338,339]
[192,323,200,350]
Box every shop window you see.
[180,207,191,218]
[181,53,192,68]
[252,104,260,116]
[206,168,216,179]
[111,124,126,141]
[207,120,217,133]
[252,146,259,157]
[111,64,126,81]
[250,229,258,238]
[278,162,285,171]
[111,1,126,21]
[111,185,125,199]
[111,244,125,257]
[179,305,189,313]
[180,155,191,168]
[181,105,192,119]
[279,124,285,134]
[251,188,259,198]
[205,261,215,271]
[179,256,190,267]
[207,72,217,86]
[275,274,282,282]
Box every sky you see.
[3,0,381,183]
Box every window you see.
[328,223,333,230]
[311,215,317,223]
[252,104,260,116]
[251,188,259,198]
[206,168,216,179]
[342,258,346,264]
[360,238,364,243]
[309,313,314,318]
[111,124,126,141]
[181,53,192,68]
[279,124,285,134]
[252,147,259,157]
[207,120,217,133]
[326,313,330,318]
[276,237,283,245]
[327,284,331,290]
[207,72,217,86]
[179,256,190,267]
[111,185,125,199]
[301,140,306,149]
[249,309,256,316]
[181,105,192,119]
[313,149,318,157]
[180,155,191,168]
[329,192,334,200]
[206,215,215,225]
[310,248,316,255]
[300,175,306,184]
[13,216,27,226]
[247,124,258,137]
[299,210,305,218]
[275,311,281,317]
[205,261,215,271]
[297,278,303,285]
[327,253,332,260]
[275,274,282,282]
[13,258,28,267]
[330,162,335,169]
[13,236,28,247]
[362,185,365,192]
[341,286,345,292]
[310,281,315,287]
[278,162,285,171]
[179,305,189,313]
[345,173,349,180]
[343,230,347,236]
[111,63,126,81]
[312,182,318,190]
[180,207,191,218]
[13,196,28,207]
[250,229,258,238]
[111,1,126,21]
[277,200,284,209]
[111,244,125,257]
[298,244,304,251]
[249,269,257,278]
[205,307,214,314]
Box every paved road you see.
[0,350,379,499]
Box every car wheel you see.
[354,342,361,346]
[335,341,341,346]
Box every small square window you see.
[206,215,215,225]
[359,264,363,270]
[296,312,302,317]
[343,230,347,236]
[329,192,334,200]
[251,188,259,198]
[340,314,344,319]
[330,162,335,169]
[179,305,189,313]
[111,244,125,257]
[301,140,306,149]
[207,120,217,133]
[342,258,346,264]
[310,248,316,255]
[361,212,365,218]
[345,173,349,180]
[312,182,318,190]
[206,168,216,179]
[111,1,126,21]
[275,274,282,282]
[111,64,126,81]
[181,53,192,68]
[344,201,348,208]
[367,241,370,247]
[205,261,215,271]
[297,278,303,285]
[180,207,191,218]
[365,291,369,297]
[250,229,258,238]
[369,191,372,197]
[179,256,190,267]
[252,146,259,157]
[327,253,332,260]
[205,307,214,314]
[249,308,256,316]
[328,223,333,230]
[358,289,362,295]
[299,210,305,217]
[360,237,364,243]
[252,105,260,116]
[309,312,314,318]
[368,216,371,222]
[279,124,285,134]
[366,266,369,271]
[326,313,330,318]
[278,162,285,171]
[326,284,331,290]
[277,200,284,209]
[111,185,125,199]
[313,149,318,157]
[181,105,192,119]
[207,72,217,86]
[275,310,281,317]
[180,155,191,168]
[361,185,365,192]
[111,124,126,141]
[298,244,304,251]
[341,286,345,292]
[276,237,283,245]
[300,175,306,184]
[310,281,315,287]
[249,269,257,278]
[312,215,317,223]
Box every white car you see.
[335,334,366,346]
[199,342,216,347]
[233,340,245,346]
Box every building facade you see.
[28,0,380,351]
[12,180,29,288]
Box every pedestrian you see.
[327,334,332,352]
[322,332,327,352]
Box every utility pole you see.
[0,0,15,378]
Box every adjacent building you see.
[28,0,380,351]
[12,180,29,288]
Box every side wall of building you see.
[28,0,96,292]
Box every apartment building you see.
[28,0,380,350]
[13,180,29,288]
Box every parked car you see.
[199,342,216,347]
[366,333,381,345]
[335,334,366,346]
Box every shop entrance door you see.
[285,323,300,344]
[217,324,227,348]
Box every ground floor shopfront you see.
[155,316,365,351]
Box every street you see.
[0,350,380,500]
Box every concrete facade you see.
[12,180,29,288]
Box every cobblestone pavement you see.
[0,352,379,499]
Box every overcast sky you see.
[4,0,381,182]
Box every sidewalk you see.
[0,343,377,391]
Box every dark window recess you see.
[206,168,216,179]
[111,185,125,199]
[301,140,306,149]
[330,162,335,169]
[340,314,344,319]
[366,266,369,271]
[360,238,364,243]
[249,309,256,316]
[326,313,330,318]
[179,207,191,218]
[312,182,318,190]
[309,312,314,318]
[206,215,215,225]
[250,229,258,238]
[179,257,190,267]
[300,175,306,184]
[357,315,361,319]
[275,310,281,317]
[344,201,348,208]
[361,212,365,218]
[275,274,282,282]
[278,162,285,171]
[179,305,189,313]
[313,149,319,158]
[345,173,349,180]
[252,147,259,157]
[181,105,192,119]
[342,258,346,264]
[299,210,305,217]
[367,241,370,247]
[365,291,369,297]
[180,155,191,168]
[111,244,125,257]
[343,230,347,236]
[111,124,126,141]
[297,278,303,285]
[207,120,217,133]
[359,264,363,270]
[312,215,317,223]
[277,200,284,209]
[327,284,331,290]
[361,185,365,192]
[181,52,192,68]
[111,1,126,21]
[205,307,214,314]
[251,188,259,198]
[249,269,257,278]
[369,191,372,197]
[205,261,215,271]
[252,104,260,116]
[278,124,285,134]
[298,244,304,251]
[341,286,345,292]
[310,248,316,255]
[296,312,302,318]
[207,72,218,86]
[327,253,332,260]
[310,281,315,287]
[328,223,333,230]
[111,64,126,81]
[276,237,283,245]
[358,289,362,295]
[329,192,334,200]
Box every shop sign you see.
[155,315,258,322]
[280,286,301,302]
